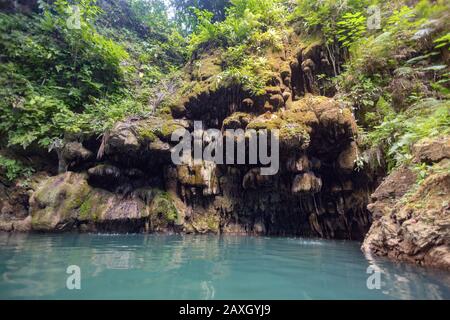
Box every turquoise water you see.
[0,232,449,299]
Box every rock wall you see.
[2,35,448,270]
[0,95,376,239]
[0,43,375,239]
[362,136,450,270]
[0,2,448,274]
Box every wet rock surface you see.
[0,95,374,239]
[26,171,178,233]
[1,44,376,240]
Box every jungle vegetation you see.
[0,0,449,181]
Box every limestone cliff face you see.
[0,95,374,239]
[1,34,448,271]
[1,1,448,276]
[0,42,377,239]
[362,136,450,270]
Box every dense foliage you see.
[1,1,124,149]
[171,0,230,34]
[0,0,187,151]
[331,0,450,170]
[0,0,449,181]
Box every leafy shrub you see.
[188,0,286,53]
[333,0,450,174]
[434,32,450,49]
[73,96,146,134]
[290,0,370,42]
[0,1,157,148]
[214,56,271,95]
[0,155,34,182]
[367,99,450,170]
[337,12,366,47]
[0,92,75,148]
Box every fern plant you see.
[337,12,366,47]
[0,156,34,182]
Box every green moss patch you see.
[149,190,178,224]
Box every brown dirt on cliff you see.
[363,136,450,270]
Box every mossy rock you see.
[278,122,310,149]
[29,173,168,231]
[180,81,209,98]
[269,94,284,109]
[245,96,331,150]
[169,103,187,118]
[265,86,282,95]
[137,117,187,143]
[138,126,158,142]
[246,114,283,131]
[191,53,223,81]
[176,164,207,187]
[149,190,178,228]
[159,121,184,141]
[281,109,318,130]
[222,112,254,129]
[247,115,310,150]
[300,38,323,60]
[31,172,92,230]
[190,212,220,234]
[78,191,110,222]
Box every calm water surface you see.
[0,233,449,299]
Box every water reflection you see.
[364,250,450,300]
[0,232,449,299]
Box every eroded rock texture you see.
[0,171,180,233]
[0,96,374,239]
[362,136,450,270]
[161,94,373,239]
[0,44,376,239]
